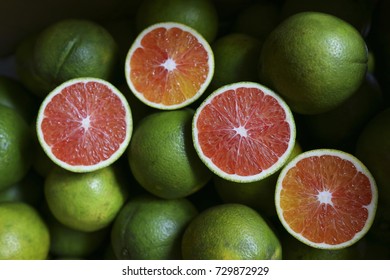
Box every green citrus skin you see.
[0,105,32,190]
[182,203,282,260]
[0,202,50,260]
[259,12,368,115]
[31,19,118,95]
[44,165,128,232]
[210,33,262,90]
[136,0,219,42]
[111,194,198,259]
[128,109,212,199]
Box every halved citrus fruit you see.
[275,149,378,249]
[36,78,132,173]
[125,22,214,110]
[192,82,296,183]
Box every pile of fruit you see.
[0,0,389,260]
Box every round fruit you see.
[125,22,214,110]
[31,19,118,95]
[0,105,32,190]
[48,217,108,258]
[135,0,219,43]
[259,12,368,115]
[275,149,378,249]
[128,109,212,199]
[36,77,132,173]
[111,194,198,259]
[299,73,383,150]
[181,203,282,260]
[0,202,50,260]
[193,82,296,183]
[44,165,128,232]
[210,33,262,90]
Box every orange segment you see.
[193,82,296,183]
[276,149,377,249]
[126,22,214,109]
[37,78,132,172]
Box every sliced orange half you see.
[192,82,296,183]
[125,22,214,110]
[36,78,132,173]
[275,149,378,249]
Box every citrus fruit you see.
[44,165,128,232]
[125,22,214,110]
[47,214,108,258]
[213,141,302,217]
[259,12,368,115]
[36,77,132,173]
[298,73,383,151]
[210,33,262,90]
[280,0,376,36]
[111,194,198,259]
[0,75,38,121]
[135,0,219,43]
[28,19,118,96]
[356,108,390,206]
[181,203,282,260]
[0,104,32,190]
[128,109,212,199]
[275,149,378,249]
[0,202,50,260]
[192,82,296,183]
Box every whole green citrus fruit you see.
[128,109,212,199]
[44,165,128,232]
[111,194,198,259]
[259,12,368,115]
[182,203,282,260]
[0,202,50,260]
[0,105,32,190]
[31,19,118,96]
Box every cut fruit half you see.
[192,82,296,183]
[36,78,132,173]
[125,22,214,110]
[275,149,378,250]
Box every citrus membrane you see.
[275,149,378,249]
[125,22,214,110]
[192,82,296,183]
[36,78,132,173]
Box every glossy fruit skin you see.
[181,203,282,260]
[0,202,50,260]
[22,19,118,96]
[0,105,32,190]
[44,165,128,232]
[260,12,368,115]
[128,109,212,199]
[111,194,198,260]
